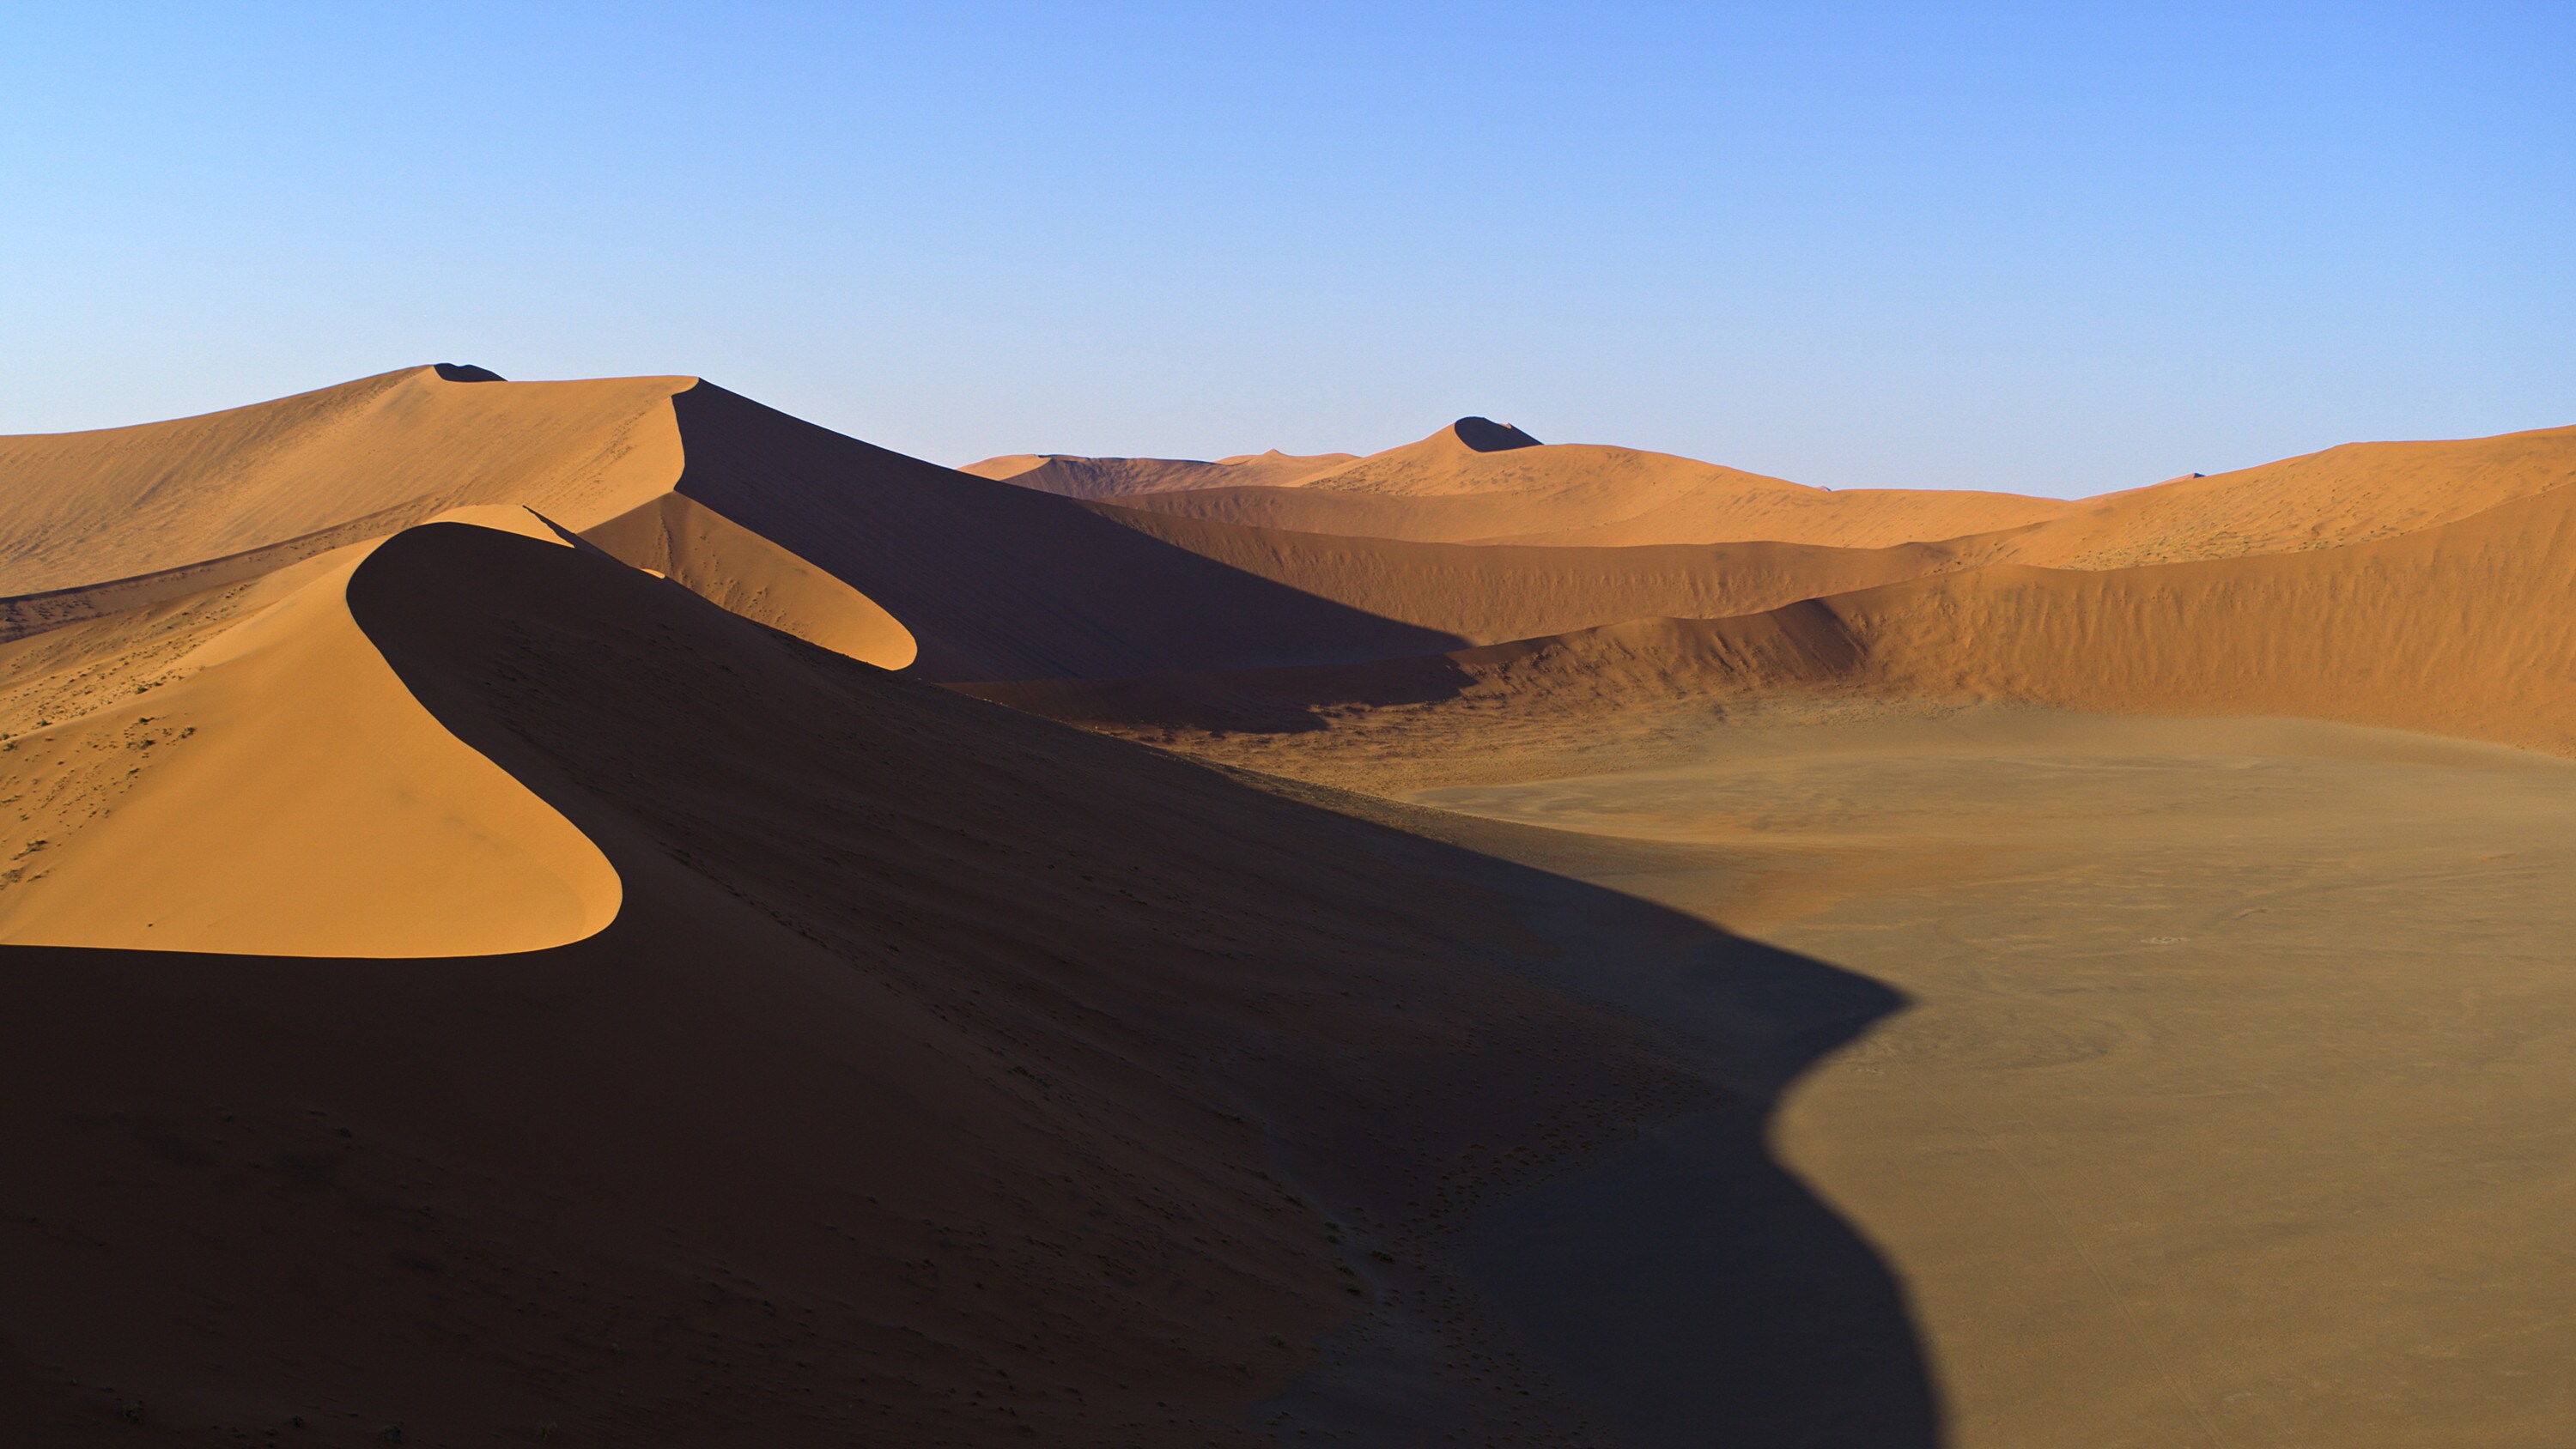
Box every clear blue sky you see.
[3,3,2568,494]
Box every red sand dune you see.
[993,416,2576,567]
[1094,420,2074,548]
[1,518,1722,1445]
[978,460,2576,757]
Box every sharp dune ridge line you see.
[0,506,620,956]
[7,366,2576,1446]
[0,367,693,593]
[985,414,2576,564]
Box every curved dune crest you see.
[1936,422,2576,568]
[1002,420,2576,565]
[0,520,620,956]
[0,365,693,595]
[581,491,918,668]
[1076,428,2080,547]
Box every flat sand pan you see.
[1406,706,2576,1447]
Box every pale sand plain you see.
[1256,700,2576,1446]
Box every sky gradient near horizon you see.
[3,3,2570,495]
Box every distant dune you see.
[1048,418,2076,547]
[981,459,2576,759]
[992,416,2576,567]
[961,447,1358,497]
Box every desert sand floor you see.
[1376,705,2576,1448]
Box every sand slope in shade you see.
[0,510,618,956]
[1069,506,1973,658]
[0,519,1814,1446]
[581,491,917,669]
[664,390,1975,676]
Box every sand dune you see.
[963,447,1358,497]
[1465,425,2576,557]
[0,508,618,956]
[656,383,1986,676]
[0,516,1738,1444]
[12,365,2576,1446]
[646,382,1467,677]
[980,456,2576,760]
[1933,421,2576,569]
[1010,418,2576,571]
[5,368,1965,682]
[0,369,1448,678]
[1081,419,2077,546]
[1072,506,1975,656]
[581,491,918,668]
[682,394,1984,664]
[0,366,691,594]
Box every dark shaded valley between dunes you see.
[6,367,2576,1446]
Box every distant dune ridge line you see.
[976,474,2576,759]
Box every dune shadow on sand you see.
[1479,931,1936,1448]
[1258,829,1940,1447]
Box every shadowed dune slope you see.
[0,519,1841,1446]
[1072,504,1973,653]
[580,491,917,669]
[678,397,1974,668]
[0,366,693,594]
[658,383,1469,679]
[976,477,2576,757]
[0,510,619,956]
